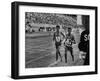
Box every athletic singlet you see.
[54,32,62,43]
[64,34,75,47]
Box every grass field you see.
[25,31,84,68]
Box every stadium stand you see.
[25,12,77,33]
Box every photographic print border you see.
[11,1,98,79]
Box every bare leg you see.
[58,47,62,61]
[70,48,74,61]
[56,49,58,61]
[65,47,67,63]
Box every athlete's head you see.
[68,27,72,34]
[56,25,60,32]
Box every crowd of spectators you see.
[25,12,77,33]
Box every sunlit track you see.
[26,53,53,65]
[25,32,84,68]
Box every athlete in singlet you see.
[64,27,75,63]
[78,16,89,65]
[53,25,65,61]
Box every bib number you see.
[65,39,72,46]
[84,34,89,41]
[56,36,61,42]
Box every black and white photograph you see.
[11,1,97,79]
[25,12,90,68]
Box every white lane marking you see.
[26,46,65,65]
[26,53,52,65]
[26,47,60,65]
[48,60,60,67]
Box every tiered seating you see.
[25,12,77,26]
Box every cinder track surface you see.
[25,32,84,68]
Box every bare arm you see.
[61,32,65,39]
[72,35,76,44]
[53,32,55,41]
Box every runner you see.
[64,27,76,63]
[53,25,65,61]
[78,28,89,65]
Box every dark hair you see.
[68,27,72,30]
[56,25,60,29]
